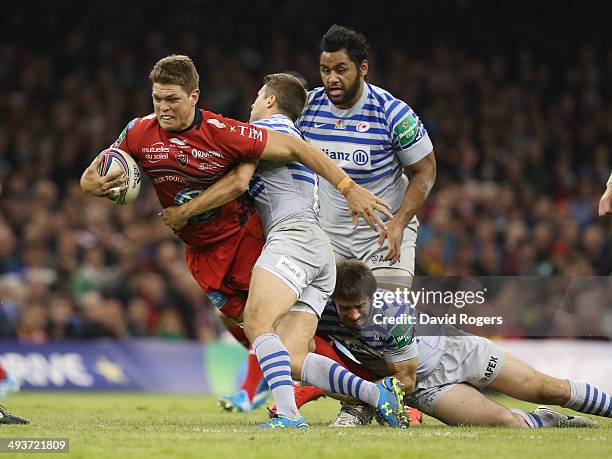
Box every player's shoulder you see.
[305,87,328,107]
[200,109,260,132]
[367,84,409,112]
[201,109,227,126]
[253,114,301,138]
[199,109,248,136]
[113,114,156,149]
[130,113,158,130]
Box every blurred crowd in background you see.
[1,1,610,341]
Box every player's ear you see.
[360,60,368,78]
[266,94,276,109]
[190,88,200,106]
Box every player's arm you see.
[383,308,419,394]
[380,151,436,263]
[80,155,128,197]
[261,129,393,230]
[161,161,257,230]
[598,172,612,216]
[386,357,418,395]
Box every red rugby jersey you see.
[112,109,268,248]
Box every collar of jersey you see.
[327,82,370,119]
[263,113,293,123]
[168,108,203,134]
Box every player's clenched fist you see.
[80,155,127,197]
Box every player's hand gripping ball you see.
[97,148,141,205]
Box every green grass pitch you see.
[1,393,611,458]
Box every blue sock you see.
[252,333,300,420]
[300,353,378,406]
[564,381,612,417]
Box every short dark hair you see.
[263,73,307,121]
[319,24,370,67]
[332,260,377,301]
[149,55,199,94]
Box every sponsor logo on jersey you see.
[229,125,263,141]
[113,118,136,147]
[313,141,371,170]
[334,119,345,130]
[394,114,418,148]
[169,137,188,146]
[176,154,188,167]
[152,175,189,185]
[142,142,171,153]
[478,355,500,383]
[275,256,305,283]
[174,189,218,222]
[370,254,385,264]
[191,149,224,159]
[207,291,228,309]
[113,128,127,147]
[352,149,369,166]
[390,322,414,349]
[144,153,169,163]
[206,118,226,129]
[356,122,370,132]
[198,161,224,171]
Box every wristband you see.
[336,176,355,196]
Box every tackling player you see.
[313,260,610,428]
[81,57,404,429]
[160,72,408,428]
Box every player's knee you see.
[289,359,305,380]
[505,411,529,428]
[242,319,273,342]
[243,307,276,340]
[281,341,308,379]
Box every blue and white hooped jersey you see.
[296,83,433,228]
[249,114,318,235]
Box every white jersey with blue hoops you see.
[297,83,433,228]
[248,114,318,235]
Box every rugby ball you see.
[97,148,141,205]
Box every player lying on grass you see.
[297,260,609,428]
[81,58,406,429]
